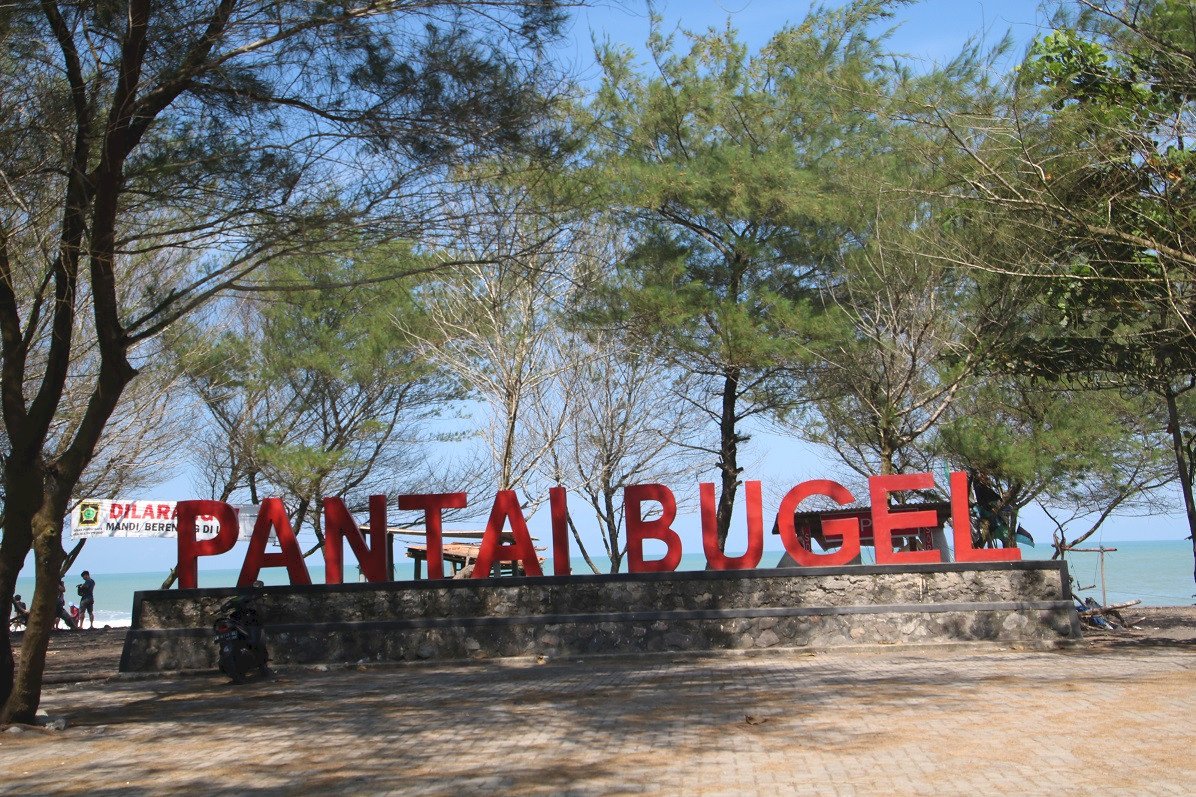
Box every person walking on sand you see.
[55,581,76,630]
[77,570,96,629]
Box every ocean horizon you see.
[14,539,1194,628]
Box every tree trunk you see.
[0,354,135,722]
[715,367,741,552]
[603,489,621,573]
[0,0,147,718]
[1,491,68,724]
[1007,506,1021,547]
[500,396,520,491]
[292,497,310,539]
[879,440,895,476]
[60,539,86,577]
[301,499,327,560]
[566,513,603,574]
[1163,386,1196,585]
[0,466,36,712]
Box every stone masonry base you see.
[119,561,1080,672]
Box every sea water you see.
[13,540,1194,627]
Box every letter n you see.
[324,495,389,583]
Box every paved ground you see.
[14,627,128,684]
[1,611,1193,796]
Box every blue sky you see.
[37,1,1194,579]
[560,0,1054,74]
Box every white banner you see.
[70,499,259,541]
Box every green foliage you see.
[1012,2,1196,350]
[954,1,1196,559]
[569,3,918,543]
[1021,28,1152,111]
[937,379,1169,545]
[174,241,462,515]
[943,385,1126,491]
[256,243,438,388]
[801,197,996,478]
[0,0,573,726]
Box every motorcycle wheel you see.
[257,646,271,676]
[220,643,254,684]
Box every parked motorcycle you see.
[212,593,270,683]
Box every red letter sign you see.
[776,480,862,567]
[951,471,1021,562]
[625,483,683,573]
[472,490,544,578]
[238,498,312,587]
[323,495,388,584]
[869,473,942,565]
[398,492,468,579]
[176,500,239,590]
[549,486,571,577]
[700,481,764,570]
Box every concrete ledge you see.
[120,561,1080,672]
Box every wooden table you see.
[358,527,537,579]
[404,542,519,579]
[404,540,544,579]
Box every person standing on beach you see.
[55,581,76,630]
[77,571,96,630]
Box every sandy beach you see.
[2,608,1194,795]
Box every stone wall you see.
[119,561,1080,673]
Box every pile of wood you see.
[1077,598,1144,631]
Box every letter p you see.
[176,500,239,589]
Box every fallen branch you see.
[1078,599,1142,616]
